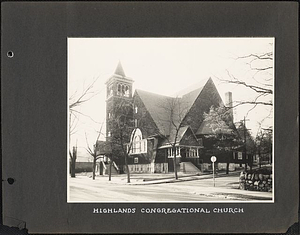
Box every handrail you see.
[102,161,107,170]
[113,161,119,171]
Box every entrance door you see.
[168,158,174,172]
[100,162,104,175]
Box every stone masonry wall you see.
[239,167,272,192]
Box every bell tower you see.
[105,62,134,139]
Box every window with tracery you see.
[128,128,147,154]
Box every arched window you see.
[117,84,121,95]
[131,128,142,143]
[135,135,142,152]
[107,84,113,98]
[129,128,147,154]
[125,86,129,97]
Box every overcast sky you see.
[68,38,274,157]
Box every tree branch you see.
[236,52,273,61]
[232,101,272,108]
[222,71,273,94]
[69,76,101,109]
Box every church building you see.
[99,62,249,174]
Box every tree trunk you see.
[70,158,76,178]
[226,161,229,174]
[173,146,178,180]
[70,147,77,178]
[92,157,96,180]
[109,158,112,181]
[124,154,130,183]
[258,149,261,168]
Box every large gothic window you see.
[128,128,147,154]
[135,135,142,152]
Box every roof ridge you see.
[175,77,211,97]
[135,89,176,99]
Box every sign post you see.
[211,156,217,187]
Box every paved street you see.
[68,173,272,202]
[70,180,220,202]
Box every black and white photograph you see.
[67,38,274,203]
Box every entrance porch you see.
[164,145,203,173]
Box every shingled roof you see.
[95,140,112,155]
[135,89,174,135]
[135,78,210,137]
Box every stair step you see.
[180,162,201,173]
[104,162,119,174]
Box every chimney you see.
[225,92,233,120]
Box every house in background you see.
[70,148,94,174]
[98,62,250,174]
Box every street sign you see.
[211,156,217,187]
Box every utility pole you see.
[258,130,264,168]
[262,128,272,165]
[241,117,250,171]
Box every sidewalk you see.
[129,170,241,185]
[133,173,272,200]
[85,170,240,185]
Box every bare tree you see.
[69,77,101,111]
[155,97,190,180]
[69,145,77,178]
[85,121,105,180]
[68,77,101,177]
[215,45,273,127]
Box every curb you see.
[129,172,241,185]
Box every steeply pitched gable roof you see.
[135,89,174,135]
[159,126,201,148]
[135,78,210,136]
[95,140,112,155]
[180,86,205,112]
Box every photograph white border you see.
[67,37,275,204]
